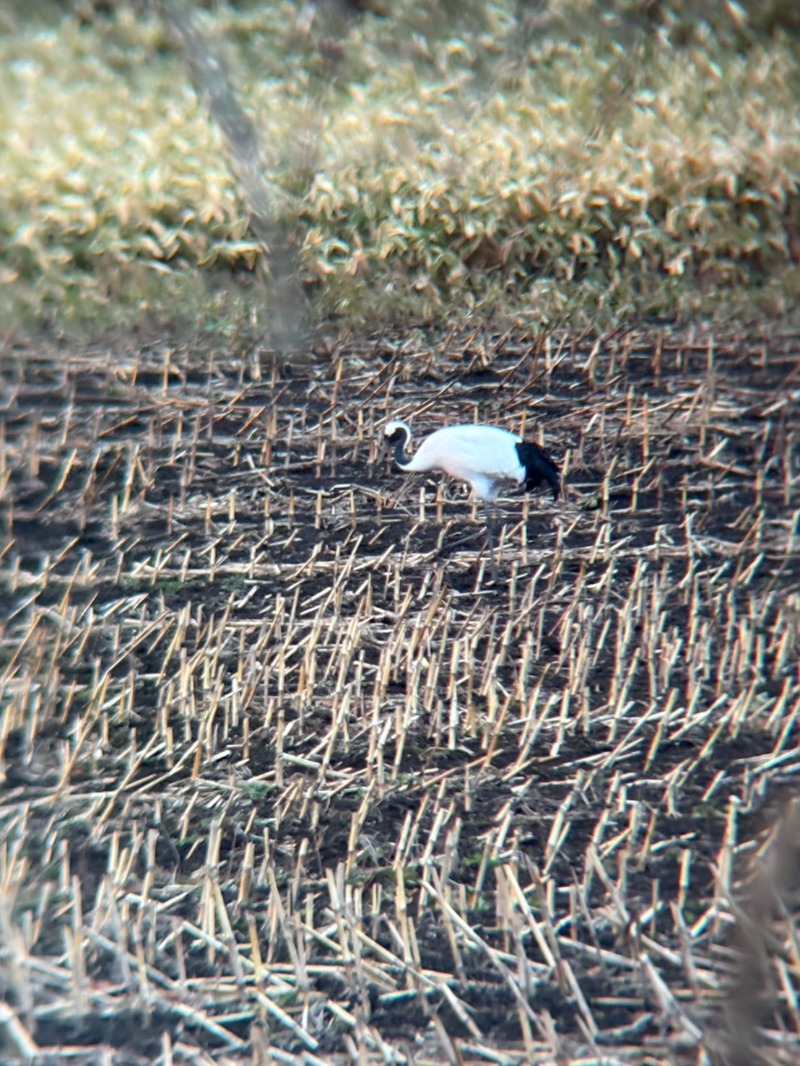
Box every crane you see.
[384,420,559,577]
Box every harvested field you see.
[1,326,799,1065]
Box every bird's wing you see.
[417,427,523,485]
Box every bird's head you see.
[384,420,412,447]
[383,420,413,464]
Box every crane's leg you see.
[484,501,500,581]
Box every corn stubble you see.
[0,328,798,1064]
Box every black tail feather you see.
[516,441,560,500]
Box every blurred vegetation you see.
[1,0,799,339]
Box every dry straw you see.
[0,325,798,1062]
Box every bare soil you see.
[1,325,799,1065]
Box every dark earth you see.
[1,325,799,1065]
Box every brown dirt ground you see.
[1,324,799,1065]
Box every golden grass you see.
[0,325,798,1062]
[1,1,799,333]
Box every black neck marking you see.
[386,427,412,467]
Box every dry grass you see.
[1,325,798,1063]
[1,1,799,334]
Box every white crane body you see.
[400,425,526,500]
[383,419,560,577]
